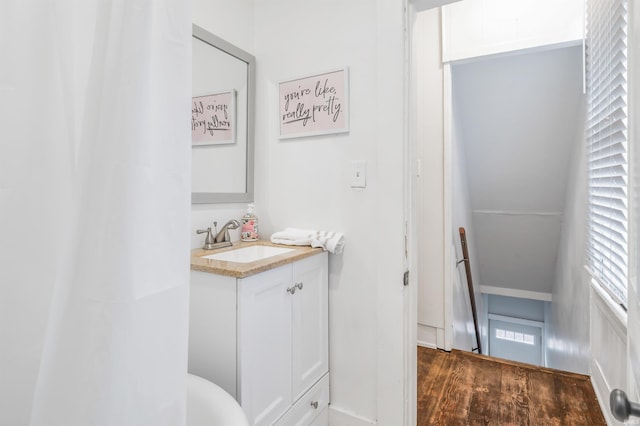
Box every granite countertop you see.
[190,240,323,278]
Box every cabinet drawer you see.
[274,374,329,426]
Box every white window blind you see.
[586,0,629,305]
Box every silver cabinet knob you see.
[310,401,318,409]
[286,286,296,294]
[296,282,304,290]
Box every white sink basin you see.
[202,245,295,263]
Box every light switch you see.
[350,160,366,188]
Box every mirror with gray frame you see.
[191,24,255,204]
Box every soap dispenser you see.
[241,204,259,241]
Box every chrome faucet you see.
[196,219,240,250]
[215,219,240,244]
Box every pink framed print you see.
[278,68,349,139]
[191,90,236,146]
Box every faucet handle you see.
[196,228,209,234]
[196,227,216,250]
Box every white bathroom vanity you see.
[189,242,329,425]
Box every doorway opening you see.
[411,2,585,368]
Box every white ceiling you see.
[452,45,584,295]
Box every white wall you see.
[251,1,407,424]
[544,97,590,374]
[488,295,545,322]
[442,0,584,62]
[193,1,254,53]
[451,97,487,352]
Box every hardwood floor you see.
[417,347,606,425]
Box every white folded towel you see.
[270,228,345,254]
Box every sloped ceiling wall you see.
[452,45,584,294]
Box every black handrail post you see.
[458,227,482,355]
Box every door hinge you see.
[403,270,409,286]
[404,221,408,259]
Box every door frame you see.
[404,1,463,424]
[404,1,418,424]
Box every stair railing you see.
[457,227,482,355]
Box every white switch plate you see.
[350,160,366,188]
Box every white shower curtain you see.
[0,1,191,425]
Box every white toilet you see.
[186,373,249,426]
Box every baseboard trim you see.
[417,324,439,349]
[328,405,376,425]
[417,340,437,349]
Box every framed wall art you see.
[278,68,349,139]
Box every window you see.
[495,328,536,346]
[586,0,629,306]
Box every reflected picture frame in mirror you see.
[191,24,255,204]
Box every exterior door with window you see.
[489,319,542,366]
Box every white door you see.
[291,253,329,400]
[239,266,292,426]
[489,319,542,366]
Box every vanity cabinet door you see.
[239,265,292,426]
[291,252,329,400]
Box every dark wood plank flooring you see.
[418,347,606,425]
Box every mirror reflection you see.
[191,25,255,204]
